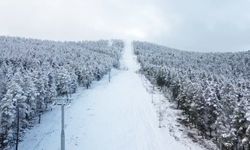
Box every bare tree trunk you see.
[16,106,19,150]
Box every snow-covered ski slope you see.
[19,41,205,150]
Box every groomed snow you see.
[18,41,206,150]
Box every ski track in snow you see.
[18,41,206,150]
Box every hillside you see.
[134,41,250,149]
[0,36,123,149]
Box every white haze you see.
[0,0,250,52]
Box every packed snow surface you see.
[19,41,205,150]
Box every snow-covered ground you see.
[18,41,207,150]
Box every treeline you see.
[0,36,123,149]
[133,41,250,150]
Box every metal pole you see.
[38,113,41,124]
[152,86,155,104]
[151,86,154,104]
[61,105,65,150]
[16,106,19,150]
[108,70,111,82]
[151,92,153,104]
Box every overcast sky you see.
[0,0,250,52]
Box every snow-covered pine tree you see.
[0,71,26,148]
